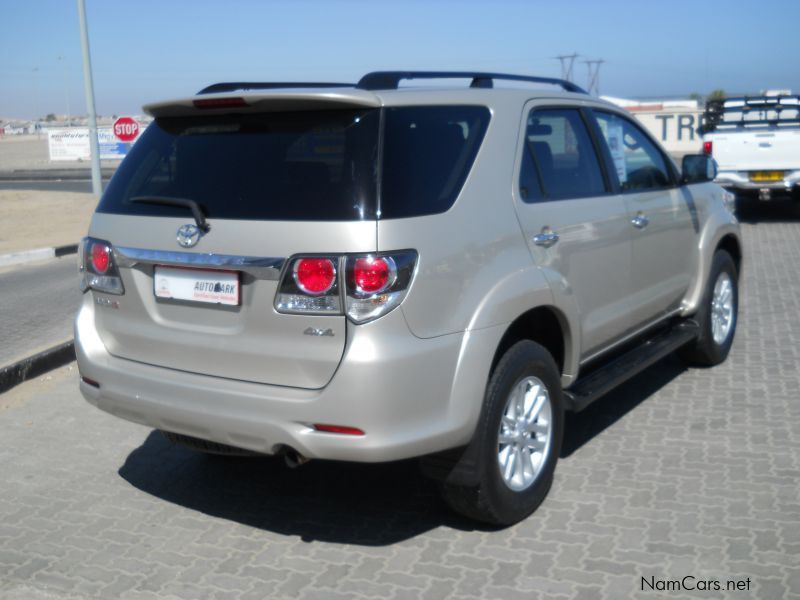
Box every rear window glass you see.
[98,105,490,221]
[99,110,380,221]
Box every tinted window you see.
[99,110,379,221]
[380,106,490,218]
[98,106,490,222]
[518,142,544,203]
[593,111,673,191]
[525,109,606,200]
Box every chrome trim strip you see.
[114,246,285,280]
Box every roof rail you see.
[197,81,355,95]
[356,71,588,94]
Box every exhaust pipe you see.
[284,449,311,469]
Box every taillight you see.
[79,237,124,295]
[294,258,336,295]
[353,256,396,295]
[703,140,713,155]
[91,242,110,274]
[275,255,342,314]
[275,251,417,323]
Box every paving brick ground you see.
[0,199,799,600]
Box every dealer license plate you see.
[750,171,784,182]
[154,266,240,306]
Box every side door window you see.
[592,111,674,191]
[519,109,607,201]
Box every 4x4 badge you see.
[176,224,202,248]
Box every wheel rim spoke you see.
[497,375,553,492]
[710,272,735,345]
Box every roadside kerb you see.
[0,243,78,268]
[0,340,76,395]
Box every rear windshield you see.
[98,105,490,221]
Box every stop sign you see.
[113,117,139,142]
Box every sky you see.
[2,0,799,120]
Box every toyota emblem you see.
[176,224,202,248]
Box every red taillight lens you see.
[703,140,713,155]
[313,424,365,436]
[91,243,110,274]
[354,256,395,294]
[293,258,336,295]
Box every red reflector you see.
[81,376,100,388]
[313,424,365,436]
[193,97,248,109]
[294,258,336,295]
[354,256,393,294]
[703,140,713,155]
[91,243,110,274]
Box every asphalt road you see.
[0,180,108,193]
[0,257,80,365]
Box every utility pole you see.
[77,0,102,196]
[554,53,579,82]
[32,67,40,138]
[58,55,71,126]
[583,59,605,95]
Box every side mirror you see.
[681,154,717,184]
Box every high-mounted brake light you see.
[79,237,124,295]
[192,97,248,109]
[703,140,713,155]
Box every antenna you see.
[583,59,605,95]
[554,53,580,82]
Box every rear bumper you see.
[715,170,800,192]
[75,299,500,462]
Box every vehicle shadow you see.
[561,355,687,458]
[734,196,800,224]
[118,357,688,543]
[118,431,487,546]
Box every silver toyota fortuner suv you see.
[76,71,741,525]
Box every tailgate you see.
[89,214,376,388]
[85,104,381,389]
[709,129,800,171]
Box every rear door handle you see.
[631,213,649,229]
[532,229,560,248]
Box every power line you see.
[583,59,605,95]
[554,53,579,82]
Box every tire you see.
[679,250,738,366]
[439,341,564,525]
[160,430,260,456]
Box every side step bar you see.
[564,320,699,412]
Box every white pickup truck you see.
[701,94,800,200]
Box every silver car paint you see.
[76,86,740,461]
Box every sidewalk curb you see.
[0,243,78,268]
[0,340,76,395]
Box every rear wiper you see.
[130,196,210,232]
